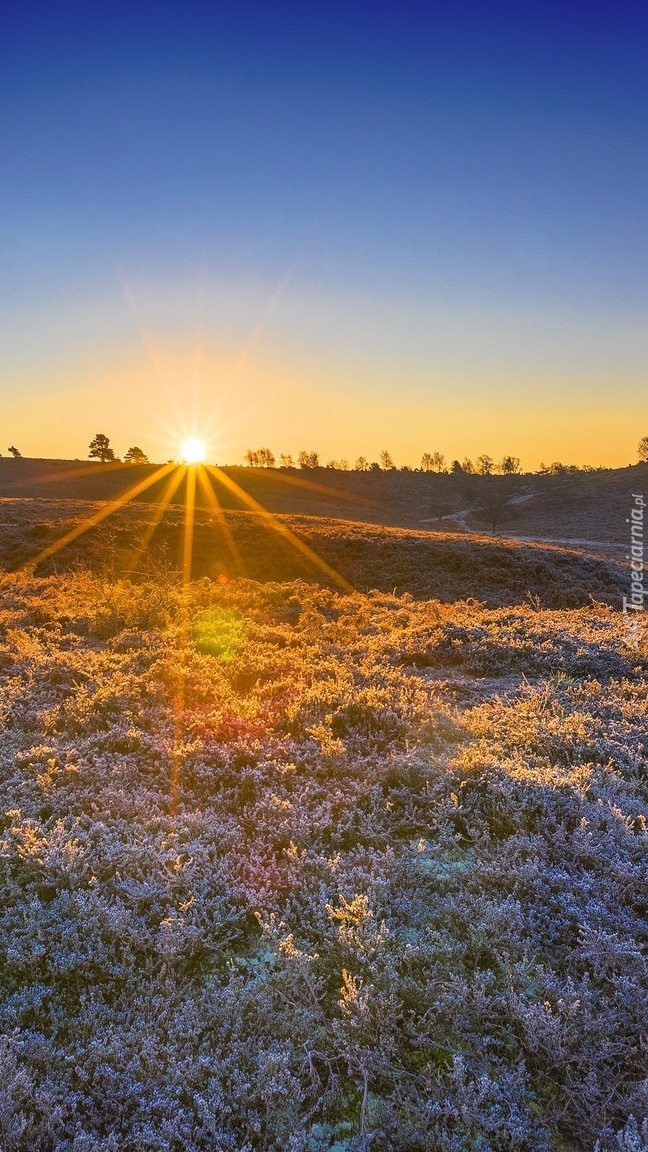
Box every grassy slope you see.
[0,498,627,609]
[0,568,646,1150]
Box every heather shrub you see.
[0,571,645,1149]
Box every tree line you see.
[245,441,648,473]
[244,448,527,473]
[5,433,648,469]
[243,447,526,473]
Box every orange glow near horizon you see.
[20,452,355,592]
[5,286,645,473]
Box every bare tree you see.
[478,483,513,533]
[500,455,521,474]
[379,450,396,470]
[244,448,275,467]
[298,450,320,469]
[279,453,294,468]
[427,494,455,520]
[355,456,370,471]
[476,454,494,475]
[461,457,475,474]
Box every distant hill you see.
[0,457,645,543]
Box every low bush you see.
[0,570,645,1149]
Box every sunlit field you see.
[7,0,648,1143]
[0,480,646,1151]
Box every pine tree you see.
[89,433,115,463]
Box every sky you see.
[2,0,648,469]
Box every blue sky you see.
[2,1,647,466]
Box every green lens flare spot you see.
[193,607,245,660]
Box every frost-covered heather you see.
[0,568,646,1151]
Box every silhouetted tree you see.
[500,455,521,474]
[540,461,580,475]
[279,454,294,468]
[124,446,148,463]
[461,457,475,474]
[7,445,22,458]
[379,450,396,470]
[355,456,370,471]
[421,452,434,472]
[450,459,464,474]
[244,448,275,467]
[298,450,319,469]
[638,436,648,463]
[476,454,494,475]
[89,433,115,463]
[326,459,349,470]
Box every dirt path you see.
[419,504,622,553]
[506,534,621,551]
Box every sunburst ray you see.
[182,465,196,584]
[195,465,245,576]
[123,464,188,577]
[25,461,177,571]
[205,465,354,593]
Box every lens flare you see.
[180,438,206,464]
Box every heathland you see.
[0,457,645,541]
[0,462,645,1151]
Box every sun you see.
[180,438,206,464]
